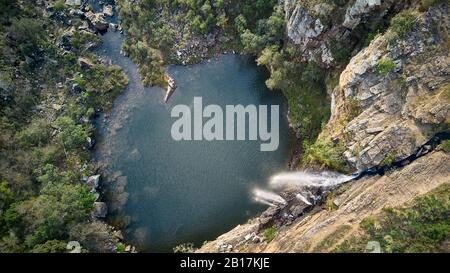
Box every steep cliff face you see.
[321,4,449,170]
[284,0,408,67]
[198,3,450,253]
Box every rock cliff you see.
[284,0,408,67]
[198,3,450,253]
[321,4,449,170]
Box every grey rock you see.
[86,174,101,190]
[103,5,114,17]
[92,202,108,218]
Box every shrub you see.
[116,242,126,253]
[330,38,351,64]
[303,139,349,172]
[440,140,450,153]
[380,152,396,166]
[419,0,446,12]
[54,116,88,151]
[376,57,396,76]
[53,0,65,11]
[16,118,51,147]
[263,225,277,242]
[30,240,67,253]
[0,181,13,208]
[389,9,416,40]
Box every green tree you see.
[15,183,95,247]
[55,116,88,151]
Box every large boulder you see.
[86,174,101,191]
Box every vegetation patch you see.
[387,9,416,43]
[419,0,447,12]
[440,140,450,153]
[303,139,349,173]
[336,183,450,253]
[0,1,127,252]
[173,242,196,253]
[312,225,352,252]
[376,57,396,76]
[263,225,277,242]
[380,152,396,166]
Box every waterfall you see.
[252,131,450,208]
[252,188,287,207]
[252,171,355,207]
[269,171,356,189]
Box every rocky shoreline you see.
[51,0,139,253]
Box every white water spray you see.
[295,193,312,205]
[252,171,356,207]
[269,171,355,190]
[252,188,287,207]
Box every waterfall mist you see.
[252,171,356,207]
[269,171,356,189]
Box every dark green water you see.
[94,28,292,252]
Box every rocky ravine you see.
[198,3,450,253]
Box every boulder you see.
[92,202,108,218]
[85,11,109,32]
[103,5,114,17]
[78,57,94,69]
[86,136,95,149]
[86,174,101,191]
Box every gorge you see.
[93,15,292,252]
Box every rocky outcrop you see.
[321,4,450,170]
[85,11,109,32]
[198,4,450,254]
[199,150,450,252]
[103,5,114,17]
[343,0,382,29]
[164,73,177,103]
[284,0,406,67]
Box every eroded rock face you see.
[343,0,382,29]
[284,0,404,67]
[198,151,450,253]
[323,4,450,170]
